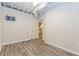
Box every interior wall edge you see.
[1,39,31,46]
[0,2,2,51]
[44,41,79,56]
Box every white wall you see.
[43,3,79,55]
[0,3,2,51]
[2,6,39,45]
[30,16,39,39]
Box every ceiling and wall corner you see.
[1,2,34,14]
[36,2,59,21]
[1,2,57,19]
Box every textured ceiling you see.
[2,2,34,13]
[2,2,57,17]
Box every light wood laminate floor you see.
[0,39,77,56]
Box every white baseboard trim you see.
[2,39,31,45]
[45,41,79,56]
[1,38,38,45]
